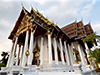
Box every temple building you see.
[0,5,99,75]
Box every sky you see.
[0,0,100,59]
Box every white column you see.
[20,45,23,66]
[84,42,88,50]
[7,42,15,67]
[71,42,75,64]
[64,41,70,65]
[67,44,73,65]
[40,36,44,65]
[84,42,89,57]
[28,30,34,66]
[48,32,52,65]
[10,37,18,67]
[54,37,58,65]
[84,42,90,65]
[16,44,21,65]
[81,46,87,64]
[59,38,65,65]
[22,30,29,66]
[93,43,96,48]
[77,42,85,65]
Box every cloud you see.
[0,19,12,27]
[81,0,96,17]
[38,1,95,27]
[92,23,100,34]
[0,1,14,10]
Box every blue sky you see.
[0,0,100,58]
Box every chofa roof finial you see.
[75,18,77,23]
[81,17,83,22]
[21,2,24,9]
[89,20,91,25]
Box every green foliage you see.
[88,48,100,63]
[81,33,96,44]
[0,63,6,70]
[81,32,100,43]
[81,32,100,64]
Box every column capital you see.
[64,40,67,43]
[26,25,29,31]
[53,33,59,39]
[59,34,64,40]
[59,37,63,41]
[16,34,19,37]
[12,38,15,42]
[31,25,37,35]
[47,30,53,36]
[19,43,23,47]
[76,41,79,44]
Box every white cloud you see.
[38,1,88,27]
[81,0,96,17]
[0,1,14,10]
[92,23,100,34]
[0,19,12,27]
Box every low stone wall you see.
[82,69,98,75]
[0,72,7,75]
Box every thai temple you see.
[0,5,99,75]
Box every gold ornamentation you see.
[25,49,30,66]
[33,30,36,34]
[25,49,30,58]
[54,22,58,27]
[74,52,78,64]
[76,41,79,44]
[89,59,93,66]
[35,51,40,67]
[51,20,54,24]
[75,58,78,64]
[33,43,40,52]
[25,62,28,66]
[47,21,52,25]
[86,62,89,65]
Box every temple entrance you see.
[32,52,37,65]
[73,48,81,63]
[32,43,40,65]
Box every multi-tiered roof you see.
[61,20,94,40]
[8,5,69,44]
[8,5,94,44]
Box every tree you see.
[88,48,100,63]
[1,51,9,66]
[0,51,9,70]
[81,33,97,44]
[0,63,6,70]
[81,33,100,71]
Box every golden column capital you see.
[47,30,53,37]
[76,41,79,44]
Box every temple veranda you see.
[0,5,99,75]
